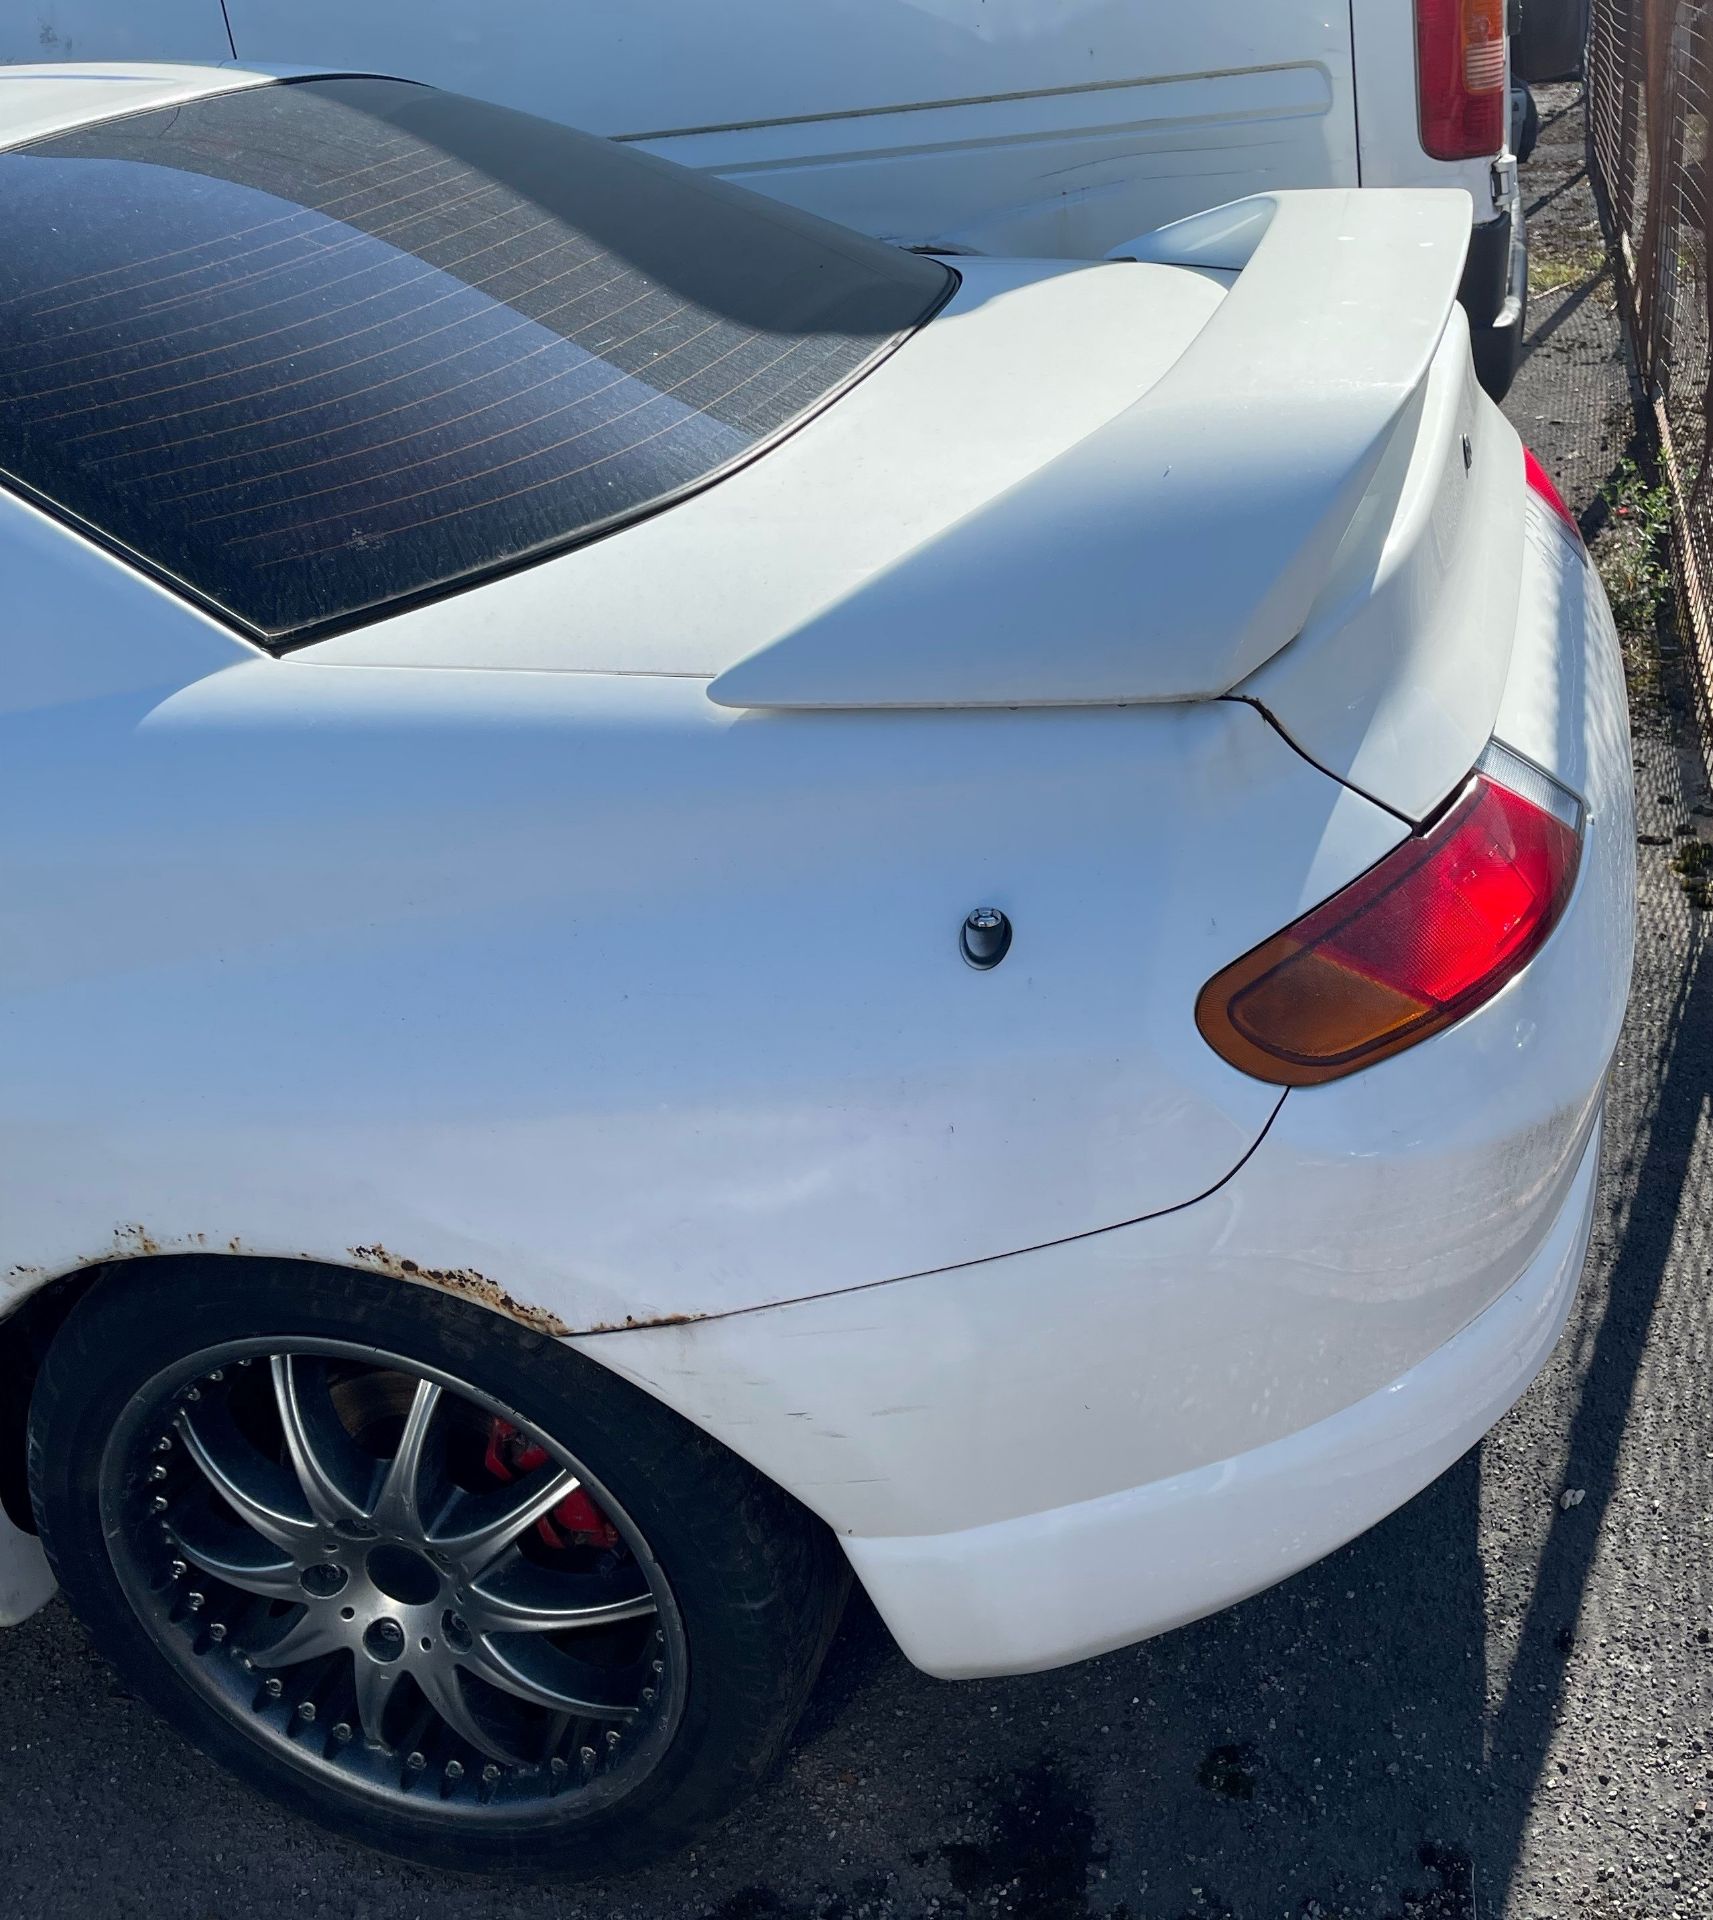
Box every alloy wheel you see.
[97,1339,686,1822]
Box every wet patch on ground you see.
[937,1763,1108,1917]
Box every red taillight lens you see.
[1524,446,1584,547]
[1416,0,1508,160]
[1197,745,1582,1085]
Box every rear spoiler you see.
[709,189,1474,711]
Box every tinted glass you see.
[0,77,951,645]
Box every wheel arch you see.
[0,1249,581,1534]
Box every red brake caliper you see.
[483,1418,619,1550]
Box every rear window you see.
[0,77,952,647]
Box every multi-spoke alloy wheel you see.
[29,1263,848,1871]
[107,1343,684,1816]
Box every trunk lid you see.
[328,188,1514,826]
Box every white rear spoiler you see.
[709,189,1474,711]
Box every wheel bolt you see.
[406,1751,425,1772]
[441,1609,472,1652]
[169,1559,188,1580]
[208,1622,227,1643]
[444,1760,464,1783]
[300,1562,348,1599]
[151,1496,168,1513]
[363,1619,405,1663]
[149,1464,168,1482]
[186,1590,205,1612]
[154,1436,173,1453]
[264,1678,283,1698]
[296,1701,315,1721]
[481,1763,500,1783]
[332,1722,352,1744]
[605,1729,621,1749]
[641,1687,655,1705]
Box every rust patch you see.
[578,1309,708,1334]
[347,1244,573,1338]
[12,1231,694,1343]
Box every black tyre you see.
[27,1259,848,1874]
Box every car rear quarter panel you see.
[0,634,1400,1333]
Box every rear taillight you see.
[1525,446,1585,548]
[1196,742,1582,1086]
[1416,0,1508,160]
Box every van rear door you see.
[222,0,1360,255]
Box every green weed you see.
[1528,237,1607,296]
[1671,837,1713,907]
[1597,458,1676,712]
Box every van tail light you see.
[1524,446,1585,549]
[1416,0,1508,160]
[1196,743,1582,1086]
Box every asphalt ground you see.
[2,84,1710,1920]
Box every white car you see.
[0,64,1632,1872]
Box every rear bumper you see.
[1463,173,1528,398]
[848,1114,1601,1676]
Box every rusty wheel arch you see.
[0,1248,575,1535]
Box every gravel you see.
[2,84,1709,1920]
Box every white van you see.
[6,1,1530,391]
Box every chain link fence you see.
[1587,0,1713,707]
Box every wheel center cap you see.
[364,1542,439,1606]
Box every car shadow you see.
[1530,164,1592,220]
[1517,261,1611,370]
